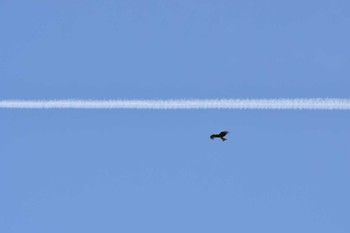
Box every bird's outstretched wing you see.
[219,131,229,137]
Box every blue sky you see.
[1,0,350,232]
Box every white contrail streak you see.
[1,99,350,110]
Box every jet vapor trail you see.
[1,99,350,110]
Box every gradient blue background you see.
[1,1,350,232]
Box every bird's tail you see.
[221,137,227,141]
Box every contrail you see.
[1,99,350,110]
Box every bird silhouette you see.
[210,131,229,141]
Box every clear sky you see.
[1,0,350,232]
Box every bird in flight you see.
[210,131,229,141]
